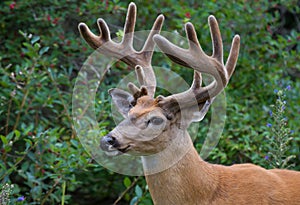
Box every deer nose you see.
[100,133,119,150]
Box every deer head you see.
[78,2,240,157]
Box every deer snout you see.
[100,133,120,151]
[100,133,130,156]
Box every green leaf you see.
[31,35,40,44]
[135,185,143,198]
[39,46,49,56]
[22,42,31,48]
[123,177,131,188]
[24,139,32,151]
[22,124,34,136]
[27,151,36,161]
[70,139,79,148]
[18,30,27,37]
[21,161,30,172]
[130,196,139,205]
[34,43,40,50]
[14,130,21,140]
[0,135,8,145]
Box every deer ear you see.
[108,88,134,117]
[191,100,212,122]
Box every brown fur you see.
[145,132,300,205]
[129,96,158,119]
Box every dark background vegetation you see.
[0,0,300,204]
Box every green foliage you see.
[0,0,299,204]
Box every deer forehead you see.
[128,96,159,119]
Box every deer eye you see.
[148,117,164,126]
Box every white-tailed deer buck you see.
[78,2,300,205]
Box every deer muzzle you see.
[100,133,130,156]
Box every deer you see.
[78,2,300,205]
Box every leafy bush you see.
[0,0,299,204]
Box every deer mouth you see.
[118,145,131,153]
[104,145,131,156]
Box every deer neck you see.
[141,128,219,204]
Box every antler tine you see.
[78,18,111,50]
[226,35,240,78]
[154,15,240,113]
[127,68,148,104]
[122,2,136,47]
[191,71,203,90]
[135,65,146,85]
[78,2,165,97]
[142,14,165,62]
[209,15,223,63]
[126,65,149,104]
